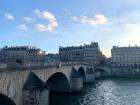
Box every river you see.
[50,78,140,105]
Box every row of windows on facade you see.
[112,52,140,55]
[112,45,140,63]
[59,42,103,65]
[112,57,140,62]
[112,63,140,67]
[0,46,46,63]
[59,42,99,50]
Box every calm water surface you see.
[50,78,140,105]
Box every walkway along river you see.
[50,78,140,105]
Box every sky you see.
[1,0,140,57]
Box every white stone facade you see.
[111,46,140,67]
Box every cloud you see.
[23,17,32,22]
[70,16,78,21]
[34,24,46,31]
[80,14,108,25]
[18,24,28,30]
[34,9,58,32]
[35,9,57,21]
[4,13,14,20]
[71,14,108,26]
[109,22,140,46]
[125,23,136,29]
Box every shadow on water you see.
[49,83,96,105]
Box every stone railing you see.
[0,61,94,71]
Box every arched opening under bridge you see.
[0,94,16,105]
[46,72,70,92]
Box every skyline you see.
[1,0,140,57]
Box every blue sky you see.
[1,0,140,57]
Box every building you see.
[83,42,103,65]
[0,46,45,64]
[45,53,59,63]
[111,45,140,67]
[59,42,103,65]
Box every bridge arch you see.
[78,67,86,83]
[86,68,94,74]
[71,67,81,78]
[0,93,16,105]
[46,72,70,92]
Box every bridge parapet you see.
[0,62,94,72]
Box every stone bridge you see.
[0,62,96,105]
[95,66,111,77]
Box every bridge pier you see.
[22,72,49,105]
[85,73,95,83]
[95,71,101,79]
[70,68,83,92]
[84,68,95,83]
[70,77,83,92]
[22,89,49,105]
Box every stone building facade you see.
[111,45,140,67]
[59,42,103,65]
[0,46,45,64]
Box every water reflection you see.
[50,78,140,105]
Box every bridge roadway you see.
[0,62,103,105]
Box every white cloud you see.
[70,16,78,21]
[35,9,57,21]
[71,14,108,26]
[80,14,108,25]
[23,17,32,22]
[35,23,55,32]
[4,13,14,20]
[34,24,47,31]
[18,24,28,30]
[34,9,58,32]
[109,22,140,46]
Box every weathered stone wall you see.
[0,70,30,105]
[86,73,95,83]
[22,89,49,105]
[95,71,100,79]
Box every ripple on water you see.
[50,78,140,105]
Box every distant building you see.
[111,45,140,67]
[59,42,103,65]
[0,46,45,64]
[45,53,59,63]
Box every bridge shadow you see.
[0,94,16,105]
[22,72,47,91]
